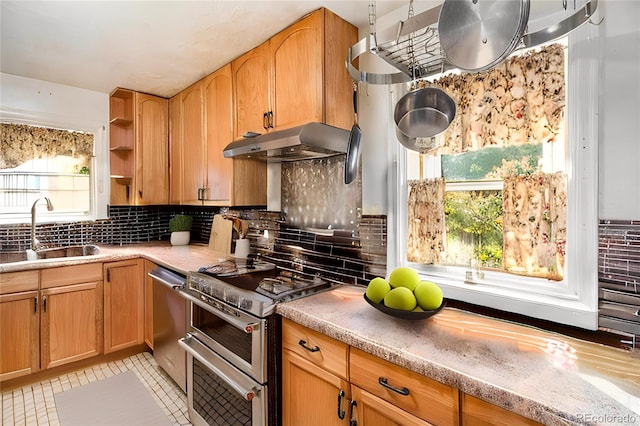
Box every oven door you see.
[179,289,267,383]
[179,335,267,426]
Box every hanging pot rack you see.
[346,0,600,85]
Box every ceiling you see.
[1,1,588,99]
[0,0,410,98]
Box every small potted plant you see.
[169,214,193,246]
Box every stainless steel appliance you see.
[178,258,331,426]
[148,267,187,393]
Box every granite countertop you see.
[277,286,640,426]
[0,242,228,275]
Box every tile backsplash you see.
[1,209,637,348]
[598,220,640,347]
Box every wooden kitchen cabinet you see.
[350,347,460,426]
[104,259,144,353]
[461,393,541,426]
[233,8,357,138]
[0,270,40,381]
[40,263,103,370]
[171,66,266,206]
[350,385,432,426]
[173,80,205,205]
[110,88,169,205]
[282,318,350,426]
[232,41,272,139]
[203,64,266,206]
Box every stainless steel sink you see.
[0,244,100,264]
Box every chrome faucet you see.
[31,197,54,251]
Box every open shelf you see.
[110,117,133,127]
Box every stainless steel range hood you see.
[223,122,351,162]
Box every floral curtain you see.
[502,172,567,280]
[0,123,93,169]
[422,43,565,153]
[407,44,568,279]
[407,178,446,264]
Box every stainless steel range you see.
[177,257,331,426]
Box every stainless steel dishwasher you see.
[148,267,187,393]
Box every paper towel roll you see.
[234,238,250,258]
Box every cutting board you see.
[208,214,233,254]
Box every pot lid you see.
[438,0,530,73]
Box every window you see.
[389,27,599,329]
[0,116,108,223]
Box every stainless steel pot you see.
[438,0,599,73]
[438,0,531,73]
[394,87,456,153]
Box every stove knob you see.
[244,323,259,334]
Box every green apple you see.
[388,266,420,291]
[414,280,443,310]
[383,287,417,311]
[365,277,391,303]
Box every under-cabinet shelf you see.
[110,146,133,152]
[110,117,133,127]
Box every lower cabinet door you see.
[282,349,351,426]
[104,260,144,353]
[0,290,40,380]
[41,282,103,369]
[351,385,433,426]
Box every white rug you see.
[54,370,173,426]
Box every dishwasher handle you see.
[148,267,186,290]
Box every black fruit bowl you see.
[363,294,447,320]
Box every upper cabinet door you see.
[180,81,206,205]
[136,93,169,205]
[203,64,234,201]
[232,41,272,139]
[271,10,323,131]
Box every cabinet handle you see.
[268,111,274,129]
[42,295,47,313]
[378,377,410,396]
[349,400,358,426]
[263,112,269,130]
[337,389,346,420]
[33,297,38,313]
[298,339,320,352]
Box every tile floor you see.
[1,352,191,426]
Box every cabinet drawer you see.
[41,262,103,288]
[350,347,459,426]
[282,318,348,380]
[461,393,541,426]
[0,270,39,294]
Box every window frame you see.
[0,108,109,224]
[387,24,600,329]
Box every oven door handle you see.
[179,335,258,402]
[178,289,260,333]
[148,268,185,290]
